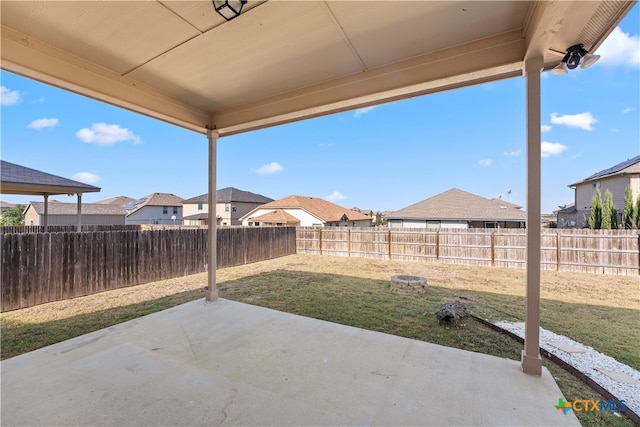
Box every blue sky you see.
[1,6,638,214]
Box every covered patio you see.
[0,1,635,424]
[1,298,579,426]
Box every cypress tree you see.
[636,195,640,230]
[602,190,613,229]
[588,189,602,229]
[622,185,635,229]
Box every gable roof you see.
[1,160,101,196]
[387,188,527,221]
[183,187,273,204]
[255,195,371,222]
[250,209,300,224]
[94,196,135,206]
[27,201,126,216]
[570,155,640,186]
[124,193,184,214]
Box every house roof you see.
[94,196,135,206]
[0,160,101,196]
[554,203,576,214]
[0,201,16,209]
[124,193,184,214]
[387,188,527,222]
[250,209,300,224]
[27,201,126,216]
[251,195,371,223]
[1,2,631,136]
[183,188,273,204]
[570,155,640,186]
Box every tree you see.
[622,185,635,229]
[601,190,617,229]
[588,189,602,229]
[636,195,640,230]
[0,205,25,226]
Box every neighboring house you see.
[23,201,126,226]
[567,155,640,229]
[385,188,527,229]
[240,195,373,227]
[125,193,184,225]
[95,195,135,207]
[555,203,577,229]
[182,187,273,226]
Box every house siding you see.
[574,175,632,228]
[23,205,125,226]
[126,206,183,225]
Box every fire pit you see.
[390,275,427,294]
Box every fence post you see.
[388,229,392,260]
[319,228,323,256]
[348,228,351,257]
[436,230,440,261]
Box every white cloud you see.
[76,123,141,146]
[622,106,635,113]
[596,26,640,68]
[325,191,346,202]
[478,159,493,167]
[541,124,552,133]
[354,106,377,118]
[27,118,59,130]
[72,172,101,184]
[1,86,21,106]
[253,162,283,175]
[503,150,521,157]
[550,112,597,131]
[541,141,567,158]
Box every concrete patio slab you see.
[1,298,579,426]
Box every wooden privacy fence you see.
[1,226,296,312]
[296,227,640,275]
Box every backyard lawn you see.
[1,254,638,427]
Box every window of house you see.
[225,203,230,212]
[197,203,203,210]
[232,205,237,212]
[173,206,178,214]
[163,206,168,214]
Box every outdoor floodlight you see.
[212,0,247,21]
[552,44,600,75]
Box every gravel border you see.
[494,321,640,417]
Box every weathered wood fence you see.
[296,227,640,275]
[1,226,296,312]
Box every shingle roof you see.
[94,196,135,206]
[257,195,371,222]
[570,155,640,186]
[1,160,101,195]
[124,193,184,213]
[28,201,126,215]
[250,209,300,224]
[183,188,273,204]
[387,188,527,221]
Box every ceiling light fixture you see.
[551,44,600,75]
[212,0,247,21]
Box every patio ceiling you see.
[1,1,634,137]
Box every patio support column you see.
[521,56,543,376]
[205,128,219,301]
[76,193,82,232]
[43,194,49,231]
